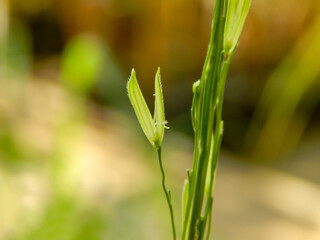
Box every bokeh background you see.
[0,0,320,239]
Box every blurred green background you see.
[0,0,320,239]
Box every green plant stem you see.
[185,1,225,239]
[181,85,200,240]
[156,147,176,240]
[181,0,249,238]
[202,52,234,240]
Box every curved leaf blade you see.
[127,69,156,146]
[154,67,166,147]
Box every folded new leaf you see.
[127,68,167,149]
[224,0,251,55]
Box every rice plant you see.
[127,0,251,239]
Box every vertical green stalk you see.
[183,0,225,239]
[157,147,176,240]
[201,50,235,240]
[181,0,251,239]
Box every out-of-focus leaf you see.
[60,35,103,95]
[245,15,320,161]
